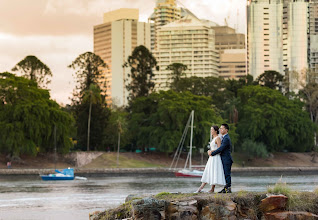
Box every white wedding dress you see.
[201,135,226,186]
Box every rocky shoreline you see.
[89,192,318,220]
[0,167,318,176]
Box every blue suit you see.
[211,133,233,188]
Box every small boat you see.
[175,169,203,177]
[40,168,75,181]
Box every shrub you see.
[241,139,268,159]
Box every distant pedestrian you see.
[7,161,11,169]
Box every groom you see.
[208,123,233,193]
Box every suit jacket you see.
[211,134,233,164]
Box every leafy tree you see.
[83,84,102,151]
[68,51,107,98]
[124,45,158,102]
[256,70,284,90]
[104,109,129,152]
[0,72,74,156]
[11,55,52,88]
[237,85,315,152]
[166,63,187,90]
[173,76,233,112]
[69,52,110,151]
[225,74,254,98]
[128,90,231,152]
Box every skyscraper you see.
[247,0,315,89]
[148,0,181,51]
[153,15,219,90]
[94,9,150,107]
[309,0,318,73]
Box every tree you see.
[11,55,52,88]
[128,90,234,153]
[172,76,233,112]
[69,52,110,151]
[0,72,74,156]
[237,85,315,152]
[166,63,187,90]
[256,70,284,90]
[68,51,107,98]
[124,45,158,102]
[83,84,102,151]
[104,109,129,152]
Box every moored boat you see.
[175,169,203,177]
[40,168,74,181]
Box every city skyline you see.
[0,0,246,105]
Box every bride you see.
[194,125,226,193]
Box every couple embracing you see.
[195,124,233,193]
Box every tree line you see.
[1,46,317,159]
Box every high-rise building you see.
[153,15,219,90]
[210,26,245,54]
[148,0,181,51]
[247,0,318,89]
[208,25,246,79]
[219,49,246,79]
[309,0,318,73]
[94,8,151,107]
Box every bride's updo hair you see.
[211,125,219,134]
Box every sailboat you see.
[171,110,204,177]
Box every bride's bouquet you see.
[206,142,211,150]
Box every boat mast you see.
[189,110,194,169]
[54,125,57,170]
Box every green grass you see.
[83,153,164,168]
[267,181,292,196]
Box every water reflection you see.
[0,174,317,220]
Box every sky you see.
[0,0,246,105]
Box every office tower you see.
[219,49,246,79]
[94,8,150,107]
[153,15,219,90]
[210,26,245,54]
[247,0,311,89]
[208,25,246,79]
[148,0,181,51]
[309,0,318,73]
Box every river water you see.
[0,174,317,220]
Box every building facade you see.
[94,8,151,107]
[148,0,181,51]
[309,0,318,73]
[153,15,219,90]
[247,0,313,87]
[219,49,246,79]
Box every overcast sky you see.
[0,0,246,105]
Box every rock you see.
[167,200,198,220]
[201,200,237,220]
[259,195,288,212]
[125,194,143,203]
[132,197,166,220]
[264,211,318,220]
[89,211,101,220]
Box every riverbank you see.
[1,166,318,176]
[1,152,318,170]
[89,191,318,220]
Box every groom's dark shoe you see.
[218,188,226,193]
[224,187,232,193]
[218,187,232,193]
